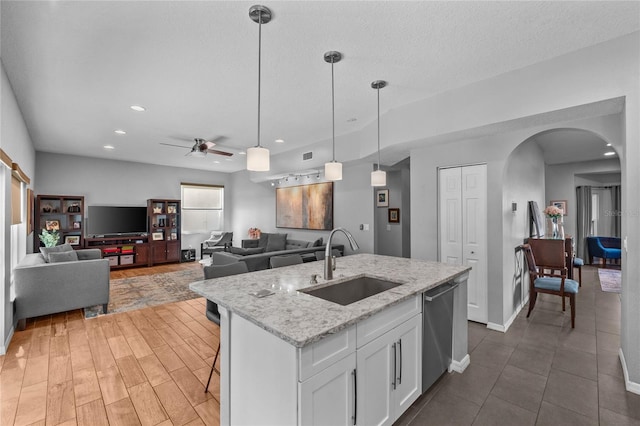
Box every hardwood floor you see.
[1,262,220,426]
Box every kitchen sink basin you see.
[302,276,404,306]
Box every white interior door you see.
[439,165,488,324]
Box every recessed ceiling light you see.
[214,160,220,164]
[130,105,146,112]
[103,145,115,150]
[604,151,616,156]
[238,151,246,155]
[606,143,612,146]
[275,139,284,143]
[114,129,126,135]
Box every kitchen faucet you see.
[324,227,359,280]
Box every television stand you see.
[85,236,149,269]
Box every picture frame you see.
[376,189,389,207]
[170,232,177,240]
[152,232,164,241]
[45,220,60,231]
[167,205,176,214]
[550,200,568,216]
[73,221,81,229]
[64,235,80,246]
[388,208,400,223]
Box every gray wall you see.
[230,163,375,255]
[35,152,231,256]
[375,169,405,257]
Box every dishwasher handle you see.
[424,282,459,302]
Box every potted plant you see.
[39,229,60,247]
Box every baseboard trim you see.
[1,326,15,355]
[486,297,528,333]
[449,354,470,373]
[619,348,640,395]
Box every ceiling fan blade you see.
[160,142,191,149]
[207,149,233,157]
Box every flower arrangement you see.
[248,227,262,239]
[543,205,563,219]
[39,229,60,247]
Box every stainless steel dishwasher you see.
[422,281,459,393]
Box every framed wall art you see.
[388,208,400,223]
[376,189,389,207]
[276,182,333,230]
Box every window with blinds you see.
[181,184,224,233]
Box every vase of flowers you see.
[543,205,564,239]
[39,229,60,247]
[248,227,261,239]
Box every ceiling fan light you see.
[371,169,386,187]
[325,161,343,181]
[247,146,270,171]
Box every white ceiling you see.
[2,1,638,173]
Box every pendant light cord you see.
[377,86,381,171]
[257,13,262,148]
[331,58,336,162]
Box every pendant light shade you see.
[371,80,387,187]
[246,5,272,172]
[324,51,343,181]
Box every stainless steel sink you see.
[301,276,404,306]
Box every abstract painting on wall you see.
[276,182,333,230]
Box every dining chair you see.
[202,261,249,393]
[269,254,303,268]
[521,241,579,328]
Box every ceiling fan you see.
[160,137,233,157]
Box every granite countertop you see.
[189,253,470,348]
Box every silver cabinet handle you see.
[352,369,357,425]
[391,343,397,390]
[398,339,402,385]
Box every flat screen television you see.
[87,206,147,237]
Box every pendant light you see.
[371,80,387,186]
[246,5,272,172]
[324,51,343,181]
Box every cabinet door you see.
[356,333,394,426]
[392,314,422,415]
[299,353,356,426]
[135,244,149,265]
[166,240,181,262]
[151,242,167,263]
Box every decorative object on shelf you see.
[324,50,343,181]
[159,218,166,227]
[246,4,272,172]
[73,221,81,229]
[170,232,178,240]
[371,80,387,187]
[389,208,400,223]
[276,182,333,230]
[64,235,80,246]
[171,218,176,227]
[41,203,53,213]
[248,227,262,239]
[543,205,565,239]
[550,199,568,216]
[39,229,60,247]
[152,232,164,241]
[167,205,176,214]
[153,206,162,214]
[376,189,389,207]
[45,220,60,231]
[67,203,81,213]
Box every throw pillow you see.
[312,237,323,247]
[48,250,79,263]
[229,247,265,256]
[40,244,74,262]
[266,233,287,252]
[258,233,270,248]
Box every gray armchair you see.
[201,231,233,259]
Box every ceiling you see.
[2,1,638,173]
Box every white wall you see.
[375,169,404,257]
[1,60,37,352]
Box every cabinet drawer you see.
[299,325,355,382]
[356,295,421,348]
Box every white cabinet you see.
[299,352,356,426]
[357,314,422,426]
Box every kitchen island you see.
[190,253,470,425]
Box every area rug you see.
[598,268,622,293]
[84,268,204,318]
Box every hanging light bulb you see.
[324,51,343,181]
[371,80,387,187]
[246,5,272,172]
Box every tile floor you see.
[396,266,640,426]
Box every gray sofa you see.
[211,233,343,272]
[14,244,110,330]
